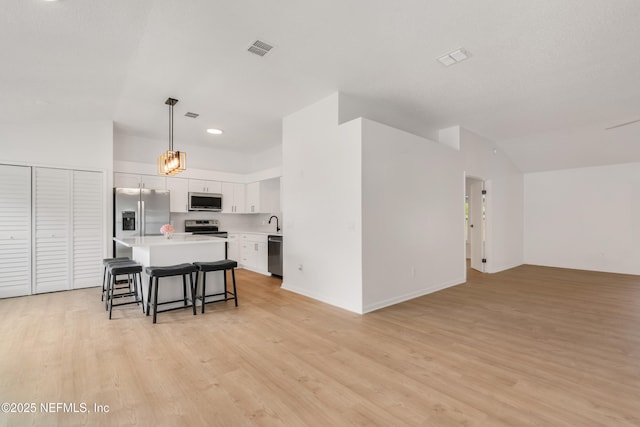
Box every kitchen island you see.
[113,235,228,312]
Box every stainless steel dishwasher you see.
[268,235,283,277]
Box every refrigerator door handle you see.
[140,200,145,236]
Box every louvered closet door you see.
[72,171,103,289]
[0,165,31,298]
[33,168,71,294]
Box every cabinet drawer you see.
[240,233,268,243]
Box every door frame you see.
[465,175,487,275]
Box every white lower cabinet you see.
[226,233,240,263]
[239,233,269,275]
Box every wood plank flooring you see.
[1,265,639,426]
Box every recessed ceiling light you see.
[206,128,223,135]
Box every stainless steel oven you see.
[185,219,228,257]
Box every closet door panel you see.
[33,168,71,294]
[72,171,104,289]
[0,165,31,298]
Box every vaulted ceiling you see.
[3,0,640,172]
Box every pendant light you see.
[158,97,186,175]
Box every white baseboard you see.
[280,282,363,314]
[362,277,466,313]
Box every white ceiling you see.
[3,0,640,171]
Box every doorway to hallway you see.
[465,176,486,274]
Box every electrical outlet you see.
[298,264,303,271]
[410,267,415,278]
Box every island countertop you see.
[113,234,227,248]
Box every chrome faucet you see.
[268,215,280,232]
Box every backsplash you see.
[170,211,283,234]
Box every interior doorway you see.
[465,176,486,273]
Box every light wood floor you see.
[1,265,639,426]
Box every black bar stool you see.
[145,264,197,324]
[101,257,131,305]
[107,261,144,319]
[193,260,238,313]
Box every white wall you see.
[114,132,253,173]
[281,93,364,313]
[250,144,283,173]
[461,129,524,273]
[0,121,113,171]
[524,162,640,275]
[281,92,526,314]
[361,119,465,312]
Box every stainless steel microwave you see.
[188,192,222,211]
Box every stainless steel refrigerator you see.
[113,188,170,258]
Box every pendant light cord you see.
[169,101,173,151]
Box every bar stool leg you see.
[108,273,115,320]
[189,272,196,316]
[101,266,107,302]
[223,269,228,294]
[153,277,159,324]
[231,268,238,307]
[182,274,188,307]
[146,276,153,316]
[134,273,144,313]
[105,269,112,311]
[201,272,207,313]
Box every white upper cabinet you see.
[113,172,140,189]
[221,182,246,213]
[166,177,189,213]
[245,178,281,214]
[114,173,166,190]
[188,179,222,194]
[0,165,31,298]
[260,178,281,214]
[142,175,167,190]
[245,182,260,213]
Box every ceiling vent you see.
[184,112,199,119]
[437,48,470,66]
[248,40,274,57]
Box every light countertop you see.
[113,234,227,248]
[226,231,283,236]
